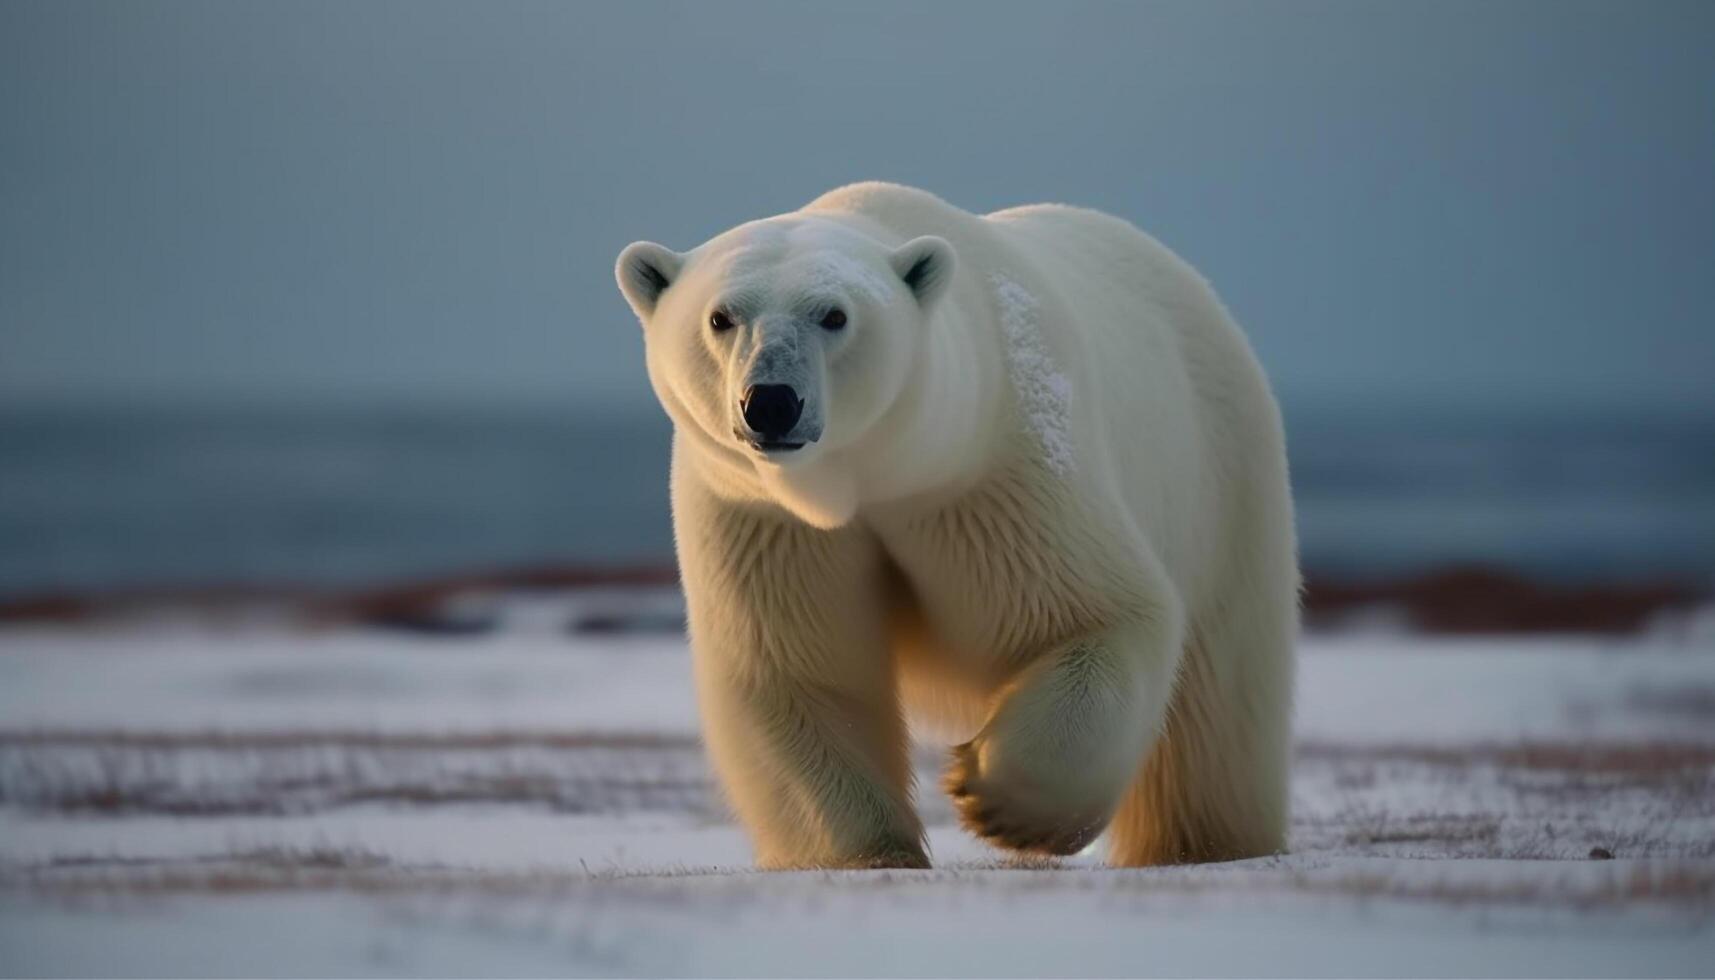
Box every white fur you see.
[616,182,1298,868]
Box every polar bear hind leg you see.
[1107,579,1295,865]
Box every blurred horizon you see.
[3,0,1713,599]
[4,402,1713,601]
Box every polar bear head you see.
[616,217,955,520]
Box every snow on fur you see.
[991,273,1075,475]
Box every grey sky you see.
[2,0,1711,416]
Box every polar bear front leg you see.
[675,474,925,869]
[944,596,1184,857]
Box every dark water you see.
[1288,410,1715,584]
[1,405,1711,599]
[0,406,674,599]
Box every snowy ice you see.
[1,607,1712,976]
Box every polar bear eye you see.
[709,310,735,333]
[819,308,847,331]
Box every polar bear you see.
[615,182,1296,869]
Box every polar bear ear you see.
[889,236,957,313]
[615,241,684,320]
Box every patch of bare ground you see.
[0,730,700,751]
[0,730,716,817]
[1302,565,1707,634]
[1299,739,1715,772]
[4,562,1701,636]
[9,856,1712,914]
[1344,814,1502,848]
[10,734,1707,817]
[6,733,1712,869]
[28,844,399,875]
[1298,739,1715,862]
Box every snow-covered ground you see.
[2,601,1712,976]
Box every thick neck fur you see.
[847,281,1008,507]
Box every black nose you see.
[741,384,804,439]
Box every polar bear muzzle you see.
[740,384,806,448]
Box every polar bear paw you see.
[763,841,929,871]
[943,740,1107,857]
[853,845,932,870]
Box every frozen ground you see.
[1,599,1712,976]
